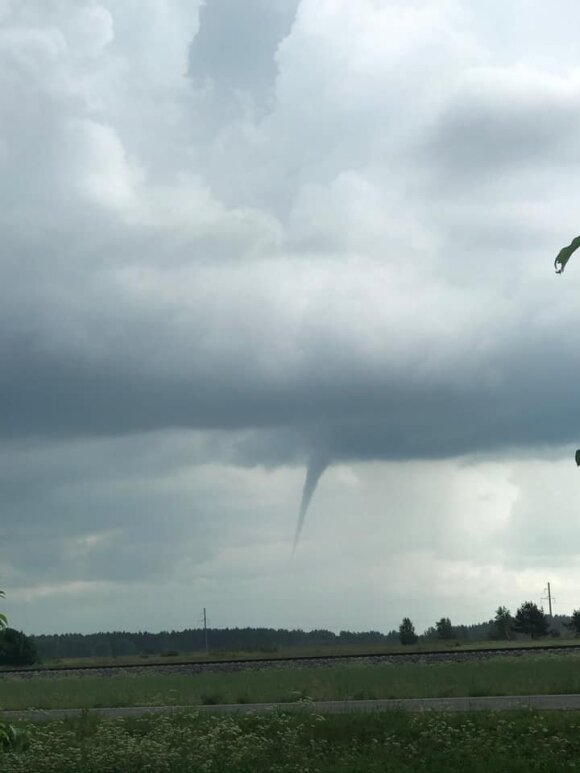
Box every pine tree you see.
[492,606,513,640]
[398,617,418,645]
[436,617,454,640]
[513,602,549,639]
[565,609,580,636]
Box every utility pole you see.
[542,583,554,619]
[203,607,209,654]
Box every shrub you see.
[0,628,39,667]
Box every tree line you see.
[31,627,400,661]
[31,618,515,661]
[399,602,580,645]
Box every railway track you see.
[3,642,580,679]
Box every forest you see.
[32,620,501,660]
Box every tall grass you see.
[3,654,580,710]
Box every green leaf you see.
[0,613,6,630]
[576,450,580,467]
[555,235,580,274]
[0,722,24,751]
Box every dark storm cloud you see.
[2,295,579,466]
[4,0,580,619]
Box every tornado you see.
[293,454,329,551]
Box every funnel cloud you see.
[293,454,329,551]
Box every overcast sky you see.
[3,0,580,637]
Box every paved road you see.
[6,694,580,722]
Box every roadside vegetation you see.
[3,710,580,772]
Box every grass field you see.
[2,710,580,772]
[3,654,580,710]
[24,637,580,671]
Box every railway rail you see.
[2,642,580,679]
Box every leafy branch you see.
[555,235,580,274]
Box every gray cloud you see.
[189,0,298,104]
[424,67,580,187]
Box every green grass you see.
[4,654,580,710]
[3,710,580,771]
